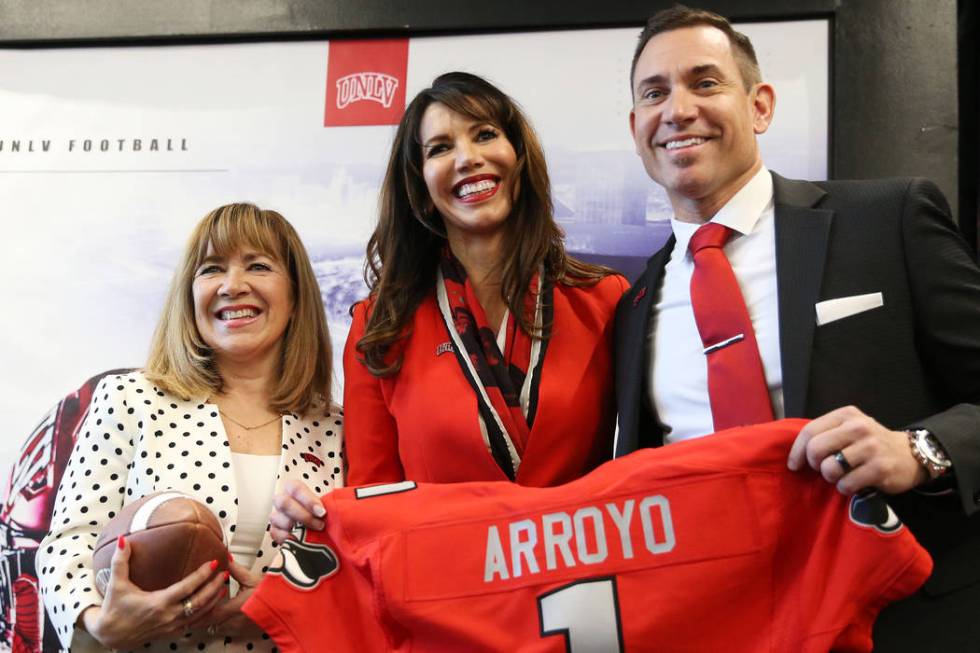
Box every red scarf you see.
[437,250,550,480]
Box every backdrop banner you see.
[0,21,826,651]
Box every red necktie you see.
[689,222,774,430]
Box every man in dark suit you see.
[614,6,980,649]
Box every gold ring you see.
[182,598,195,618]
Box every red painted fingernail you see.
[223,571,230,581]
[117,535,125,550]
[209,559,219,571]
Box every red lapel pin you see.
[632,287,647,307]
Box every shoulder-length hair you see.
[145,203,332,416]
[359,71,612,376]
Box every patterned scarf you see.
[436,249,551,480]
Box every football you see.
[92,490,228,594]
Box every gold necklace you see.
[220,411,281,431]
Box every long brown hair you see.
[145,203,333,416]
[359,71,612,376]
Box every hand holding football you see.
[92,490,228,593]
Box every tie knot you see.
[688,222,733,255]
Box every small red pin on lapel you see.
[632,287,647,307]
[300,452,324,467]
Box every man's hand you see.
[787,405,928,494]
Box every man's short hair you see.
[630,4,762,93]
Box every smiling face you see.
[630,25,774,221]
[419,102,519,246]
[191,245,294,368]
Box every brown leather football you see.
[92,490,228,594]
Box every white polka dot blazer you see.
[37,371,344,652]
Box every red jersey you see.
[244,419,931,653]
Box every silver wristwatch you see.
[906,428,952,479]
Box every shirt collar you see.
[670,166,773,254]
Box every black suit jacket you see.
[614,173,980,649]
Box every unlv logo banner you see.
[324,39,409,127]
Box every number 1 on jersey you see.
[538,577,625,652]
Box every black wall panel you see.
[958,0,978,249]
[834,0,959,225]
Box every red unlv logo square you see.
[325,39,409,127]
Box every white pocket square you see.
[815,292,884,326]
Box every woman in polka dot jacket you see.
[37,204,344,653]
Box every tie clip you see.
[703,333,744,354]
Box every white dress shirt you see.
[647,167,784,443]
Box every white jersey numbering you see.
[484,494,675,582]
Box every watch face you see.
[918,432,951,467]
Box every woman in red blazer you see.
[271,72,626,539]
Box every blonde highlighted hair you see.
[145,203,332,416]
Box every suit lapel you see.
[615,237,673,454]
[772,173,833,418]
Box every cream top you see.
[228,452,281,570]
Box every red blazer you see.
[344,274,628,487]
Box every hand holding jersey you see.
[270,479,326,544]
[788,406,931,495]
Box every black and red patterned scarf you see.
[436,249,551,480]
